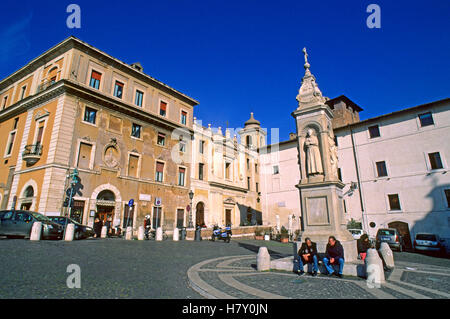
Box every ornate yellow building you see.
[0,37,198,232]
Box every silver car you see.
[0,210,64,239]
[414,233,446,255]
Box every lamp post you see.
[188,190,194,229]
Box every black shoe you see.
[336,273,343,278]
[298,271,305,276]
[312,271,318,277]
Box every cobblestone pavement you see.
[0,237,449,299]
[188,254,450,299]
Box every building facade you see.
[190,113,265,228]
[0,37,198,232]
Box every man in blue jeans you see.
[297,237,319,276]
[323,236,345,278]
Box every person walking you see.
[297,237,319,276]
[93,217,103,238]
[323,236,345,278]
[357,234,371,261]
[105,217,112,238]
[144,215,151,239]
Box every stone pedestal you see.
[30,222,42,241]
[101,226,107,238]
[125,226,133,240]
[257,247,271,271]
[156,227,163,241]
[137,226,145,240]
[365,248,385,286]
[173,228,179,241]
[379,242,395,269]
[65,223,75,241]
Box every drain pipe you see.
[350,128,369,233]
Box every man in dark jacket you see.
[298,237,319,276]
[323,236,345,278]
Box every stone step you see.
[270,256,367,277]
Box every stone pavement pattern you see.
[0,238,449,299]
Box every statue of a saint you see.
[329,133,338,179]
[304,129,323,175]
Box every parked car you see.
[376,228,404,252]
[348,229,364,240]
[48,216,94,240]
[414,233,446,256]
[0,210,64,239]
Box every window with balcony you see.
[89,70,102,89]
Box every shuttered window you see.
[155,162,164,182]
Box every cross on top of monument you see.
[302,47,311,73]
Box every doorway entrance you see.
[96,190,116,224]
[388,221,412,249]
[225,209,232,226]
[196,202,205,227]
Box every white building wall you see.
[335,100,450,243]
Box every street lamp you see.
[188,190,194,228]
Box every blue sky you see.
[1,0,449,141]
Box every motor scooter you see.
[211,225,232,243]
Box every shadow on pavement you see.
[237,241,291,260]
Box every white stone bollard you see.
[137,226,145,240]
[173,228,179,241]
[101,226,107,238]
[125,226,133,240]
[365,248,385,288]
[257,246,271,271]
[30,222,42,241]
[379,242,395,269]
[64,223,75,241]
[156,227,163,241]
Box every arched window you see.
[246,135,252,147]
[97,190,115,201]
[24,186,34,198]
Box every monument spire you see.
[296,47,326,108]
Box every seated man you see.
[297,237,319,276]
[323,236,345,278]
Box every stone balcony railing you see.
[22,144,43,165]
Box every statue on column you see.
[328,131,339,179]
[304,128,323,175]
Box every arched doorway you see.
[388,221,412,249]
[96,190,116,224]
[196,202,205,227]
[20,186,34,210]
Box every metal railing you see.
[22,144,43,157]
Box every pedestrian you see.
[323,236,345,278]
[93,217,103,238]
[105,217,112,238]
[357,233,371,261]
[144,215,151,239]
[297,237,319,276]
